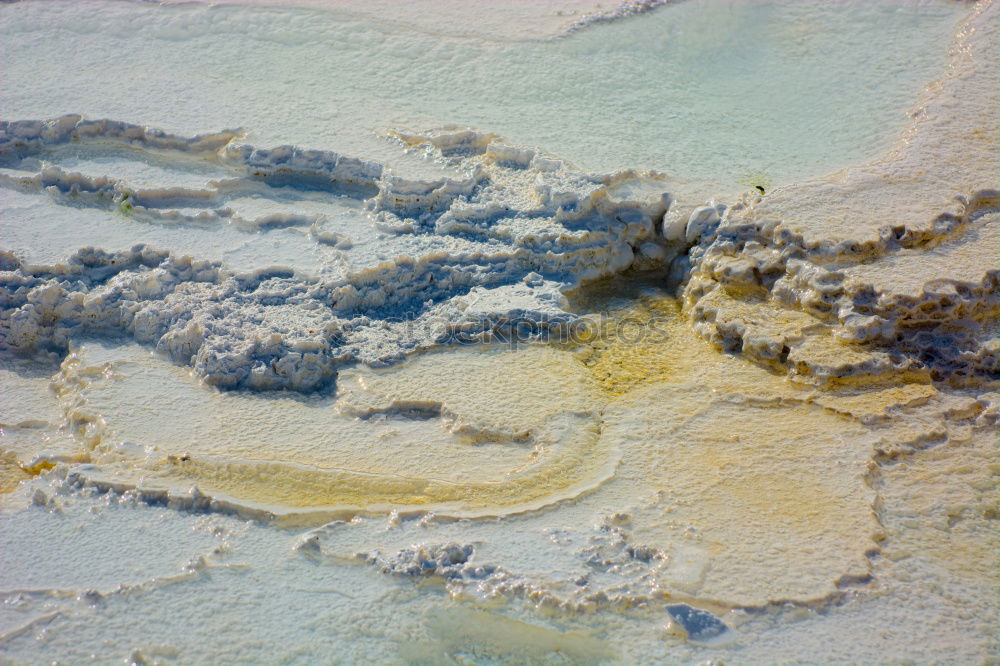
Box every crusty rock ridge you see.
[679,0,999,388]
[0,118,682,390]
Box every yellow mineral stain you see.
[403,607,615,664]
[63,343,617,520]
[20,459,57,475]
[879,431,999,584]
[565,280,802,402]
[0,452,30,494]
[574,295,685,396]
[569,280,881,606]
[144,417,607,515]
[615,387,880,607]
[682,407,874,531]
[811,382,938,421]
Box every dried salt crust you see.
[0,118,681,392]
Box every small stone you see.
[666,604,730,644]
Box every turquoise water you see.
[1,0,962,195]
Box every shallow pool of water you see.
[0,0,963,197]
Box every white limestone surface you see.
[1,0,997,663]
[46,340,610,524]
[684,0,999,387]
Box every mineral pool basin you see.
[0,0,964,197]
